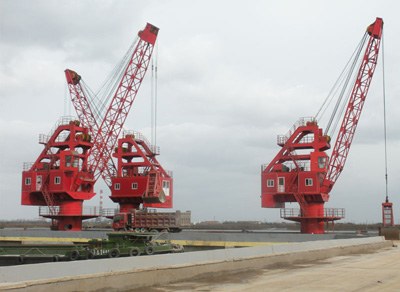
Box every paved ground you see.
[132,241,400,292]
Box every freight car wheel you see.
[69,250,80,261]
[86,251,95,260]
[129,247,141,257]
[108,248,120,258]
[145,246,154,255]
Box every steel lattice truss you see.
[322,18,383,193]
[66,23,159,189]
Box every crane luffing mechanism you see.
[261,18,385,234]
[22,23,172,231]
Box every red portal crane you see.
[22,23,167,230]
[21,118,97,230]
[261,18,383,234]
[66,23,172,213]
[109,131,173,213]
[65,23,159,189]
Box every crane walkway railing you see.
[39,206,103,217]
[46,116,77,139]
[39,132,71,145]
[124,130,160,155]
[277,117,316,145]
[280,208,345,218]
[165,170,173,178]
[39,116,78,145]
[23,162,34,171]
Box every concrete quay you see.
[0,229,377,249]
[145,240,400,292]
[0,236,393,292]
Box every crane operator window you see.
[72,156,79,168]
[318,157,327,169]
[65,155,72,167]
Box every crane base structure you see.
[261,118,345,234]
[38,203,101,231]
[109,130,173,212]
[281,205,345,234]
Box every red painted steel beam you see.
[65,23,159,189]
[322,18,383,194]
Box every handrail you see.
[280,208,345,218]
[39,116,78,144]
[39,206,103,216]
[124,130,160,154]
[23,162,34,171]
[278,117,316,145]
[47,116,77,138]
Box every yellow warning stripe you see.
[0,236,94,243]
[154,239,290,247]
[1,237,290,247]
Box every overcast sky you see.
[1,0,399,225]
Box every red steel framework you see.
[65,23,159,189]
[22,23,169,230]
[21,118,97,230]
[261,18,383,234]
[382,201,394,227]
[65,23,172,215]
[321,18,383,194]
[109,131,173,213]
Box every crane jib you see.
[322,17,383,193]
[65,23,159,190]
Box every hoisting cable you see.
[324,32,368,136]
[64,82,69,116]
[154,41,158,147]
[381,31,389,203]
[151,42,158,146]
[315,34,366,122]
[94,36,139,120]
[151,58,154,144]
[329,54,362,137]
[77,35,140,124]
[315,60,349,122]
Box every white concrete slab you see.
[0,236,386,284]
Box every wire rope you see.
[381,31,389,202]
[315,35,364,121]
[155,42,158,147]
[78,35,140,123]
[324,33,367,136]
[330,53,363,137]
[151,58,154,144]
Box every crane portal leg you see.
[300,218,325,234]
[300,203,325,234]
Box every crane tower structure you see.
[261,18,383,234]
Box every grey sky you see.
[1,0,399,224]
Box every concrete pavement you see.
[140,241,400,292]
[0,237,393,291]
